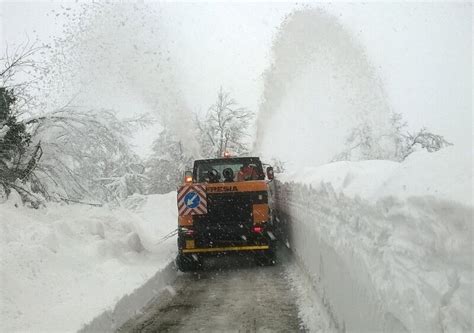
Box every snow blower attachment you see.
[176,156,276,271]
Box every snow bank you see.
[0,192,178,332]
[80,261,177,333]
[280,145,472,207]
[276,146,472,332]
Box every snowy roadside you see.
[0,192,178,332]
[284,252,336,333]
[277,146,473,332]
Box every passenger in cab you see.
[237,162,258,181]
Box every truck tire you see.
[255,249,276,266]
[176,253,203,272]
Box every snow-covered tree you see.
[196,87,253,158]
[27,107,149,202]
[0,87,31,179]
[332,123,394,161]
[145,127,193,194]
[270,158,286,173]
[0,42,47,205]
[389,112,452,161]
[0,86,43,204]
[333,112,452,162]
[1,41,149,204]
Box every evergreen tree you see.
[0,87,32,182]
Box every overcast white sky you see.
[1,1,472,156]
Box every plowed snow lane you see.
[118,252,306,332]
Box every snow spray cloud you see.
[42,2,199,156]
[254,9,396,169]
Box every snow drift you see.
[276,145,472,332]
[0,192,178,332]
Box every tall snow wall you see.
[274,146,472,332]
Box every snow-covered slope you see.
[0,193,178,332]
[276,146,472,332]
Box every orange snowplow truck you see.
[176,156,276,271]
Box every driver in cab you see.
[237,162,258,181]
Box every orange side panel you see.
[253,204,269,223]
[178,215,193,226]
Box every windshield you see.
[194,158,264,183]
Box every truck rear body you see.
[176,157,275,269]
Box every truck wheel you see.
[255,249,276,266]
[176,253,203,272]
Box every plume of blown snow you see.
[254,9,396,169]
[42,2,199,157]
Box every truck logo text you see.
[207,186,238,193]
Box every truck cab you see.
[176,156,276,271]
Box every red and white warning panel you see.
[177,184,207,216]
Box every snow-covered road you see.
[118,248,310,332]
